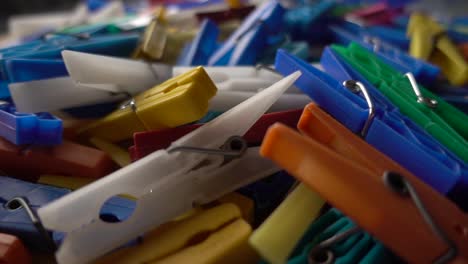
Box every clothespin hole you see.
[383,171,409,196]
[308,249,334,264]
[4,199,23,211]
[99,195,136,223]
[225,136,247,152]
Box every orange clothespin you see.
[0,233,31,264]
[260,103,468,264]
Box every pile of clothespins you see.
[0,0,467,263]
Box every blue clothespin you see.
[0,103,62,146]
[0,33,139,98]
[207,0,285,66]
[177,19,220,66]
[0,176,136,251]
[329,25,440,84]
[283,0,335,43]
[274,49,468,210]
[288,208,397,264]
[238,171,295,226]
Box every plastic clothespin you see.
[130,109,303,161]
[195,5,255,23]
[332,43,468,163]
[274,49,468,209]
[38,175,95,191]
[260,103,468,263]
[132,7,167,61]
[329,25,440,84]
[207,1,285,66]
[287,208,396,264]
[0,233,31,264]
[94,203,258,264]
[0,137,115,182]
[0,33,140,97]
[173,66,301,93]
[249,183,325,264]
[0,103,62,146]
[89,138,131,167]
[9,50,172,113]
[37,71,301,264]
[0,176,135,252]
[176,19,220,66]
[408,12,468,86]
[345,2,402,26]
[78,67,217,142]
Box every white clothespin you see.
[173,66,310,112]
[37,71,301,264]
[9,51,172,113]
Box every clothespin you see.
[249,183,325,264]
[37,71,301,264]
[0,102,62,146]
[78,67,217,142]
[260,103,468,263]
[329,24,440,84]
[287,208,396,264]
[130,109,303,161]
[274,49,468,209]
[0,233,31,264]
[0,137,115,182]
[38,175,94,190]
[89,138,131,167]
[132,7,167,61]
[94,203,258,264]
[0,177,135,252]
[207,1,285,66]
[408,12,468,86]
[345,2,402,26]
[176,19,220,66]
[0,33,139,93]
[332,42,468,163]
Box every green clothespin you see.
[286,209,394,264]
[332,42,468,163]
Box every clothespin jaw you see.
[408,12,468,86]
[78,67,217,142]
[0,103,62,146]
[0,233,31,264]
[207,1,285,66]
[260,103,468,263]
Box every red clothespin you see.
[0,233,31,264]
[195,5,255,23]
[346,3,402,26]
[129,109,302,161]
[0,138,115,182]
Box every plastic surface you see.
[37,72,301,264]
[0,233,31,264]
[95,204,258,264]
[0,177,135,252]
[0,137,115,182]
[275,48,468,202]
[78,67,217,142]
[408,13,468,85]
[333,43,468,163]
[207,1,285,66]
[131,109,302,160]
[249,183,325,264]
[260,103,468,263]
[0,103,62,146]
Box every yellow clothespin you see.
[249,183,325,264]
[408,12,468,85]
[78,67,217,142]
[38,175,94,190]
[133,7,168,60]
[94,203,258,264]
[90,137,131,167]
